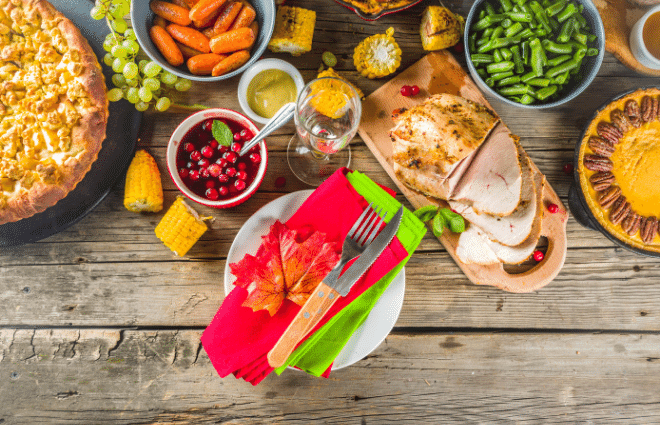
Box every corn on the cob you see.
[308,75,360,119]
[124,149,163,213]
[420,6,464,51]
[317,68,364,100]
[267,6,316,56]
[155,197,212,256]
[353,27,402,79]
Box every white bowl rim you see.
[237,58,305,124]
[631,4,660,70]
[167,108,268,208]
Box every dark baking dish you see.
[568,86,660,258]
[332,0,423,21]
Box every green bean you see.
[544,58,579,78]
[527,77,550,87]
[501,18,514,28]
[499,84,532,96]
[479,9,487,19]
[485,78,495,87]
[545,0,567,17]
[548,15,559,31]
[587,33,597,43]
[477,68,488,78]
[519,93,535,104]
[557,17,576,43]
[473,14,506,31]
[478,37,514,52]
[469,32,478,52]
[471,53,495,64]
[534,28,548,37]
[547,54,571,66]
[491,26,505,40]
[573,45,587,61]
[530,38,544,76]
[499,0,514,12]
[542,39,572,54]
[485,2,497,15]
[535,85,558,100]
[506,11,533,22]
[586,47,599,56]
[521,40,530,63]
[501,47,513,60]
[518,28,535,39]
[497,75,521,86]
[477,37,490,47]
[530,1,552,33]
[487,61,515,73]
[509,96,522,102]
[550,71,569,84]
[556,3,576,22]
[572,31,587,45]
[505,22,524,37]
[575,12,588,28]
[493,48,504,62]
[521,70,537,82]
[511,45,525,73]
[483,28,495,38]
[491,71,515,81]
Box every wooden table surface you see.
[3,0,660,423]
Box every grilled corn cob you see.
[317,68,364,100]
[353,27,402,79]
[155,197,212,256]
[420,6,465,51]
[267,6,316,56]
[124,149,163,213]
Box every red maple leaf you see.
[230,221,340,316]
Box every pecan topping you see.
[597,122,622,144]
[598,186,621,209]
[640,216,658,244]
[610,109,629,133]
[624,99,642,127]
[590,172,616,191]
[641,95,654,122]
[584,154,613,172]
[652,96,659,122]
[609,197,630,225]
[622,212,641,236]
[588,136,615,157]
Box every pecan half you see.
[584,154,613,172]
[588,136,615,157]
[625,99,642,127]
[622,212,641,236]
[609,197,631,225]
[610,109,630,133]
[640,216,658,244]
[597,122,623,144]
[652,96,659,122]
[641,96,654,122]
[598,186,622,209]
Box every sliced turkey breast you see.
[450,123,522,216]
[456,224,500,265]
[450,142,538,247]
[390,94,499,199]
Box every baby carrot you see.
[209,27,254,54]
[211,50,250,76]
[166,23,211,53]
[150,1,192,27]
[213,1,243,34]
[228,1,255,30]
[176,41,205,59]
[201,27,217,39]
[149,25,184,66]
[193,6,223,28]
[189,0,227,23]
[170,0,191,10]
[153,15,168,28]
[187,53,227,75]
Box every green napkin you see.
[275,171,426,376]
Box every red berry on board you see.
[233,132,241,141]
[410,85,420,96]
[249,153,261,163]
[547,203,559,214]
[218,186,229,196]
[452,41,464,54]
[199,167,210,179]
[237,162,247,170]
[218,173,229,183]
[202,119,214,132]
[275,176,286,188]
[189,169,200,181]
[563,163,574,175]
[184,142,194,152]
[231,142,242,153]
[237,170,247,180]
[198,158,210,168]
[209,140,218,149]
[533,250,544,262]
[218,145,229,154]
[400,85,412,96]
[201,145,214,158]
[179,168,189,179]
[205,179,216,189]
[226,167,237,177]
[206,188,219,200]
[208,163,222,177]
[234,179,246,191]
[190,150,201,161]
[225,152,238,163]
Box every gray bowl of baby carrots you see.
[131,0,275,81]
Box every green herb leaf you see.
[212,120,233,147]
[413,205,439,222]
[432,213,446,238]
[448,216,466,233]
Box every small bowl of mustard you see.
[238,58,305,125]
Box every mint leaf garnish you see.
[212,120,233,147]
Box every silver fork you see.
[267,203,388,368]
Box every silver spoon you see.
[239,102,296,157]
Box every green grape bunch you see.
[91,0,192,112]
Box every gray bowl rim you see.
[130,0,275,82]
[463,0,605,109]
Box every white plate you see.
[224,190,405,370]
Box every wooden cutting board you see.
[357,51,568,293]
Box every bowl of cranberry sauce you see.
[167,109,267,208]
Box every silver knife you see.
[267,207,403,368]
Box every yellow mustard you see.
[247,69,297,119]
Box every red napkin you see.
[201,169,409,384]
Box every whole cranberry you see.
[410,85,420,96]
[237,162,247,171]
[452,41,464,54]
[218,145,229,154]
[189,169,200,181]
[231,142,242,153]
[205,179,216,189]
[226,167,237,177]
[218,173,229,183]
[249,145,259,153]
[179,168,189,179]
[234,179,246,191]
[190,150,202,162]
[239,129,250,140]
[218,186,229,196]
[275,176,286,188]
[184,142,195,153]
[547,203,559,214]
[199,167,210,179]
[215,157,228,167]
[201,145,214,158]
[208,163,222,177]
[233,132,241,141]
[202,119,214,132]
[205,188,219,200]
[563,163,574,175]
[198,158,210,168]
[225,152,238,163]
[186,161,197,170]
[237,170,247,180]
[400,85,412,97]
[209,140,218,149]
[533,250,544,262]
[250,153,261,163]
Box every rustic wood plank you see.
[1,329,659,423]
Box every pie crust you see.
[0,0,108,225]
[340,0,418,16]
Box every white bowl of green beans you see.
[464,0,605,108]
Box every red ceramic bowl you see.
[167,109,268,209]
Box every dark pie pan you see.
[568,86,660,258]
[332,0,423,21]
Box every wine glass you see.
[287,77,362,186]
